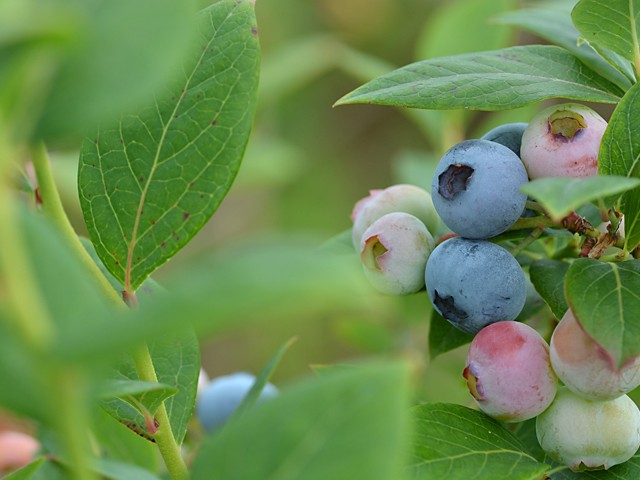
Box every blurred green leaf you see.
[233,337,297,418]
[333,317,394,354]
[2,458,45,480]
[36,0,195,140]
[92,459,163,480]
[495,5,633,89]
[92,409,158,472]
[416,0,514,60]
[428,311,473,360]
[529,260,569,320]
[572,0,640,69]
[565,258,640,368]
[191,362,410,480]
[320,229,355,255]
[30,460,66,480]
[391,150,437,192]
[21,208,110,340]
[56,241,384,361]
[599,82,640,251]
[260,35,338,106]
[78,0,260,291]
[520,176,640,221]
[335,46,623,110]
[0,320,48,421]
[409,403,549,479]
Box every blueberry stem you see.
[510,226,544,256]
[524,200,546,213]
[31,142,125,308]
[507,215,556,231]
[133,345,189,480]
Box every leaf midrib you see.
[123,13,229,291]
[347,71,619,100]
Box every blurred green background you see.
[41,0,585,407]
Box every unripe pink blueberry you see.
[0,431,40,472]
[536,387,640,471]
[520,103,607,179]
[360,212,434,295]
[463,321,557,422]
[550,309,640,400]
[351,184,438,248]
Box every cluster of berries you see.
[351,103,640,471]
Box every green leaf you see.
[35,0,195,140]
[598,82,640,250]
[80,238,166,306]
[565,258,640,367]
[2,458,46,480]
[78,0,260,291]
[409,403,549,480]
[572,0,640,68]
[520,176,640,221]
[509,418,547,463]
[0,319,48,421]
[549,455,640,478]
[494,4,633,89]
[101,330,199,444]
[191,362,410,480]
[428,310,473,359]
[99,379,177,409]
[20,208,110,343]
[232,337,297,418]
[530,260,570,320]
[335,46,623,110]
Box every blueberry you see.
[351,184,439,248]
[431,139,528,239]
[196,372,278,432]
[463,321,557,422]
[550,309,640,400]
[425,237,526,334]
[480,122,528,157]
[359,212,434,295]
[520,103,607,179]
[536,387,640,471]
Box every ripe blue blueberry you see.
[431,139,528,239]
[196,372,278,432]
[425,237,526,334]
[480,122,528,157]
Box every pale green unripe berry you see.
[536,387,640,471]
[359,212,434,295]
[550,309,640,400]
[351,184,438,248]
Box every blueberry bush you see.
[3,0,640,479]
